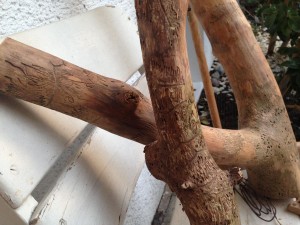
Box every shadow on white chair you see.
[0,7,147,225]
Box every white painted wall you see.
[0,0,137,38]
[0,0,212,84]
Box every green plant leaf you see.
[286,69,299,80]
[278,21,292,41]
[290,34,300,46]
[262,6,278,27]
[282,60,300,69]
[289,16,300,32]
[278,47,300,56]
[257,4,269,16]
[287,8,299,19]
[296,77,300,88]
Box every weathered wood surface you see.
[135,1,240,224]
[0,37,252,170]
[190,0,300,199]
[0,38,156,145]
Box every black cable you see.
[234,179,277,222]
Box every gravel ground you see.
[197,60,238,130]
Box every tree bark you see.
[190,0,300,199]
[0,0,299,207]
[0,38,156,145]
[135,1,239,224]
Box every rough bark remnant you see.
[0,38,156,145]
[190,0,300,199]
[135,1,239,224]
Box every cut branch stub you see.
[135,0,240,224]
[0,38,156,145]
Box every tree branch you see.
[0,38,294,172]
[190,0,300,199]
[135,1,239,224]
[0,38,157,145]
[187,7,221,128]
[0,37,256,168]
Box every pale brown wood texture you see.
[0,38,249,168]
[0,38,156,145]
[187,7,222,128]
[135,1,240,224]
[190,0,300,199]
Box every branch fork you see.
[0,0,299,223]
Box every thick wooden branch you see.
[0,37,291,172]
[0,38,257,169]
[135,1,239,224]
[190,0,300,199]
[0,38,156,145]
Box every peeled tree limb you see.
[0,38,259,167]
[135,0,239,224]
[190,0,300,199]
[0,38,156,145]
